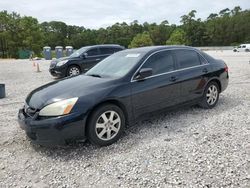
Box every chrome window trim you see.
[131,64,208,82]
[131,48,209,82]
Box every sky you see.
[0,0,249,29]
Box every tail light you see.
[224,62,228,72]
[225,66,228,72]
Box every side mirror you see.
[135,68,153,80]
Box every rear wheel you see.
[67,65,81,77]
[199,82,220,109]
[87,104,125,146]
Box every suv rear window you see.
[175,49,201,69]
[87,48,99,56]
[99,47,117,55]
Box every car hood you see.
[51,56,80,63]
[26,75,117,109]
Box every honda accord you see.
[18,46,229,146]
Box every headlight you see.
[56,60,68,67]
[39,98,78,117]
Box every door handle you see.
[170,76,178,82]
[96,58,101,61]
[202,68,208,73]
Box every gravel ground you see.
[0,51,250,188]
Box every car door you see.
[82,48,101,72]
[131,50,181,118]
[173,49,212,102]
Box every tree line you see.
[0,6,249,58]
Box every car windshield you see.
[86,51,144,78]
[70,47,89,58]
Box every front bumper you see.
[18,109,87,145]
[49,66,67,78]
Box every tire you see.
[246,49,250,52]
[87,104,125,146]
[199,81,220,109]
[67,65,81,77]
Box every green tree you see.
[128,32,153,48]
[40,21,67,48]
[205,6,250,45]
[1,7,250,58]
[147,21,174,45]
[19,16,44,54]
[180,10,208,46]
[0,11,11,58]
[0,11,18,57]
[166,28,188,45]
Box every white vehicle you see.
[233,44,250,52]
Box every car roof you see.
[122,45,197,54]
[84,44,124,48]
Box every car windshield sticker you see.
[126,54,140,58]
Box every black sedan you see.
[18,46,229,146]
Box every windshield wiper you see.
[88,74,102,78]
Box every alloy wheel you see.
[206,85,218,106]
[69,67,80,76]
[95,110,121,141]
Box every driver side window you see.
[142,51,175,76]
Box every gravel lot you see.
[0,51,250,188]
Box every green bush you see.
[129,32,153,48]
[166,28,188,45]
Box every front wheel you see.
[87,104,125,146]
[67,65,81,77]
[199,82,220,109]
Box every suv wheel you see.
[87,104,125,146]
[67,66,81,77]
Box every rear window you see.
[114,47,123,52]
[175,49,201,69]
[87,48,99,56]
[200,51,214,63]
[99,48,115,55]
[99,47,123,55]
[199,54,208,64]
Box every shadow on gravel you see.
[30,107,195,160]
[31,95,240,159]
